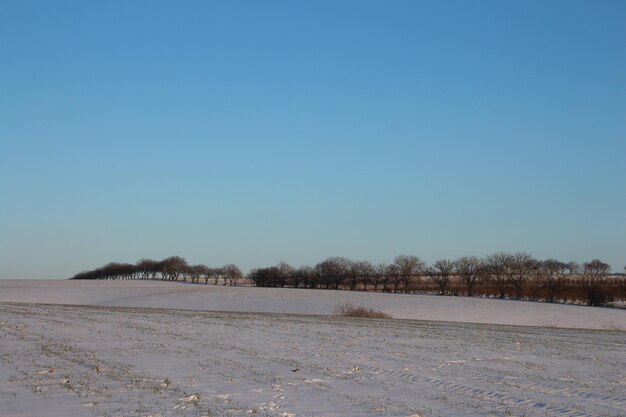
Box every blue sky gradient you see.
[1,1,625,278]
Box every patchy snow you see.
[0,279,624,330]
[0,303,624,417]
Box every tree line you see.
[71,253,626,307]
[71,256,243,286]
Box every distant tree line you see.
[71,256,243,286]
[71,254,626,307]
[248,254,625,307]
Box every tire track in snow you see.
[345,348,624,416]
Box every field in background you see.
[0,279,624,330]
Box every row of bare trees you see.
[248,254,625,307]
[71,254,625,307]
[70,256,243,286]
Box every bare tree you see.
[374,263,391,292]
[159,256,188,281]
[387,264,401,293]
[276,262,293,287]
[250,262,293,287]
[316,257,350,290]
[187,264,209,284]
[211,267,224,285]
[357,261,375,291]
[346,260,364,291]
[394,255,424,294]
[248,267,279,287]
[136,259,157,279]
[508,252,537,299]
[223,264,243,286]
[427,259,455,295]
[186,265,198,283]
[200,266,213,284]
[584,259,610,275]
[455,256,483,297]
[563,261,580,275]
[294,265,316,288]
[485,253,512,298]
[99,262,136,280]
[538,259,565,302]
[617,274,626,302]
[579,259,611,306]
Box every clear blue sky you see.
[1,0,625,278]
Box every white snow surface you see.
[0,279,624,330]
[1,280,625,417]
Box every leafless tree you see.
[159,256,188,281]
[508,252,537,299]
[427,259,455,295]
[563,261,580,275]
[370,263,387,291]
[99,262,136,280]
[455,256,483,297]
[357,261,375,291]
[316,257,350,290]
[584,259,610,275]
[485,252,513,298]
[387,264,402,293]
[538,259,565,302]
[136,259,156,279]
[200,266,213,284]
[579,259,611,306]
[345,260,361,291]
[277,262,293,287]
[346,261,362,291]
[288,265,311,288]
[223,264,243,286]
[248,267,277,287]
[211,267,224,285]
[187,264,209,284]
[617,274,626,302]
[394,255,424,294]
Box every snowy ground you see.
[0,280,625,417]
[0,280,624,330]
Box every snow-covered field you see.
[1,279,624,330]
[1,280,625,417]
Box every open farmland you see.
[0,281,625,417]
[1,280,625,330]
